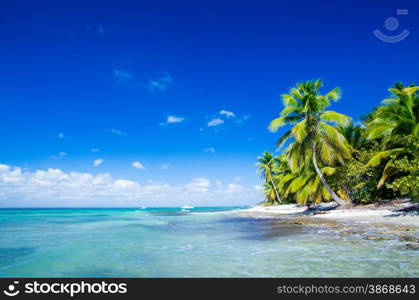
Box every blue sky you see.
[0,0,418,207]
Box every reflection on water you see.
[0,207,418,277]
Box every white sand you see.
[240,204,419,227]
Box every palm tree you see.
[338,122,365,150]
[366,83,418,144]
[272,154,293,203]
[256,152,281,204]
[262,181,278,205]
[268,80,352,206]
[366,83,418,188]
[281,167,337,206]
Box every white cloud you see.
[205,110,248,128]
[58,133,65,139]
[113,69,135,85]
[185,177,210,193]
[0,164,9,171]
[161,164,170,170]
[168,116,183,123]
[0,163,259,207]
[51,152,67,159]
[163,115,185,125]
[144,71,173,93]
[225,183,245,194]
[132,161,145,170]
[253,185,263,191]
[208,118,224,127]
[204,147,215,154]
[234,176,241,182]
[110,129,127,136]
[93,159,103,167]
[113,179,138,189]
[219,109,235,118]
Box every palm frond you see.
[291,120,307,143]
[321,167,336,176]
[366,148,405,167]
[377,159,398,188]
[275,130,292,149]
[320,111,351,126]
[324,87,341,101]
[281,94,300,106]
[268,116,301,132]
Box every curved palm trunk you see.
[312,145,346,206]
[269,177,281,204]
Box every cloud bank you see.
[0,164,259,207]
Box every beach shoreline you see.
[238,200,419,227]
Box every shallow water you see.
[0,207,417,277]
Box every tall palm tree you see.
[268,80,351,206]
[366,83,418,188]
[256,152,281,204]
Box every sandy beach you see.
[238,200,419,227]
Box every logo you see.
[3,281,20,297]
[3,281,127,297]
[373,9,410,43]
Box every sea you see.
[0,207,417,277]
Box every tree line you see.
[256,80,418,206]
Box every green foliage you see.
[365,84,418,193]
[366,82,418,143]
[337,122,365,150]
[256,152,281,204]
[329,141,396,203]
[257,81,418,206]
[267,80,351,205]
[384,136,419,197]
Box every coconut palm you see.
[262,181,278,205]
[271,154,293,203]
[256,152,281,204]
[366,83,418,144]
[281,167,337,206]
[366,83,418,188]
[338,122,365,150]
[268,80,352,206]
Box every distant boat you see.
[140,206,147,209]
[181,205,194,209]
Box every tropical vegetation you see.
[257,80,418,206]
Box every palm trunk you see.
[270,177,281,204]
[312,144,346,206]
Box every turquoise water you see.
[0,207,418,277]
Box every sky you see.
[0,0,418,207]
